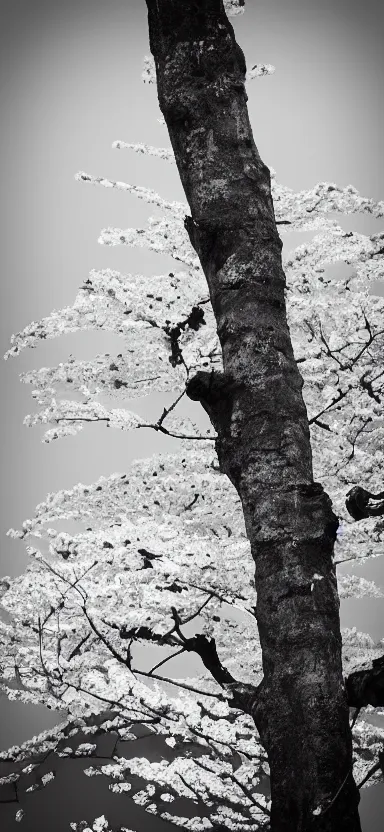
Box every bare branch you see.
[316,765,353,818]
[345,654,384,707]
[309,386,352,424]
[130,666,227,700]
[82,606,127,666]
[68,632,92,661]
[229,769,271,816]
[148,646,187,676]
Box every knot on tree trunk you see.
[346,655,384,708]
[186,369,242,434]
[345,485,384,521]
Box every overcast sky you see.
[0,0,383,828]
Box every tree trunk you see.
[144,1,361,829]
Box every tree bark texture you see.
[145,2,361,829]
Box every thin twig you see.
[57,415,215,441]
[350,706,361,730]
[318,765,352,816]
[160,590,216,641]
[157,389,186,428]
[68,632,92,661]
[130,667,225,699]
[137,423,215,440]
[37,616,55,696]
[148,646,187,676]
[82,606,127,666]
[64,682,158,722]
[309,386,351,424]
[229,770,271,816]
[177,770,201,801]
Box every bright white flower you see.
[224,0,246,16]
[246,63,275,80]
[41,771,55,786]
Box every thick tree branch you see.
[170,607,257,712]
[345,655,384,708]
[345,486,384,521]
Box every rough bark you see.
[144,1,361,829]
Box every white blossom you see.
[75,744,97,756]
[246,64,275,80]
[224,0,246,16]
[75,171,185,218]
[112,140,175,163]
[41,771,55,786]
[142,55,156,84]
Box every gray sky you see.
[0,0,383,827]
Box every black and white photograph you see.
[0,1,383,830]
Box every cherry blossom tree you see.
[1,0,384,829]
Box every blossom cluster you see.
[1,13,384,829]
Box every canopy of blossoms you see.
[1,1,383,828]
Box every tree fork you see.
[145,1,361,828]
